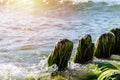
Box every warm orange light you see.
[21,0,29,3]
[9,0,68,15]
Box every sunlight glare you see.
[20,0,29,3]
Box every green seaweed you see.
[98,70,120,80]
[73,34,94,64]
[94,32,115,58]
[47,39,73,71]
[84,61,120,80]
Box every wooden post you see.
[73,34,94,64]
[47,39,73,71]
[110,27,120,55]
[94,32,115,58]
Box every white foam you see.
[0,59,51,80]
[0,63,24,80]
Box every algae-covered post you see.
[110,27,120,55]
[47,39,73,71]
[73,34,94,64]
[94,32,115,58]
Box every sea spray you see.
[0,60,54,80]
[0,64,24,80]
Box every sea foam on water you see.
[0,64,24,80]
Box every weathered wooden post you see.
[47,39,73,71]
[94,32,115,58]
[110,27,120,55]
[73,34,94,64]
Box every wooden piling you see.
[73,34,94,64]
[47,39,73,70]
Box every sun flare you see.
[21,0,29,3]
[19,0,32,4]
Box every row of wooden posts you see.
[47,27,120,71]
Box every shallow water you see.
[0,0,120,79]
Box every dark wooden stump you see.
[94,32,115,58]
[110,27,120,55]
[47,39,73,71]
[73,34,94,64]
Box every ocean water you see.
[0,0,120,79]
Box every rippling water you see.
[0,0,120,79]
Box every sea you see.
[0,0,120,79]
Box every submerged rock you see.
[110,72,120,79]
[20,45,39,50]
[73,34,94,64]
[47,39,73,71]
[94,32,115,58]
[110,27,120,55]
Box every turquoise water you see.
[0,0,120,79]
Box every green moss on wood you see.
[94,32,115,58]
[73,34,94,64]
[47,39,73,71]
[110,27,120,55]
